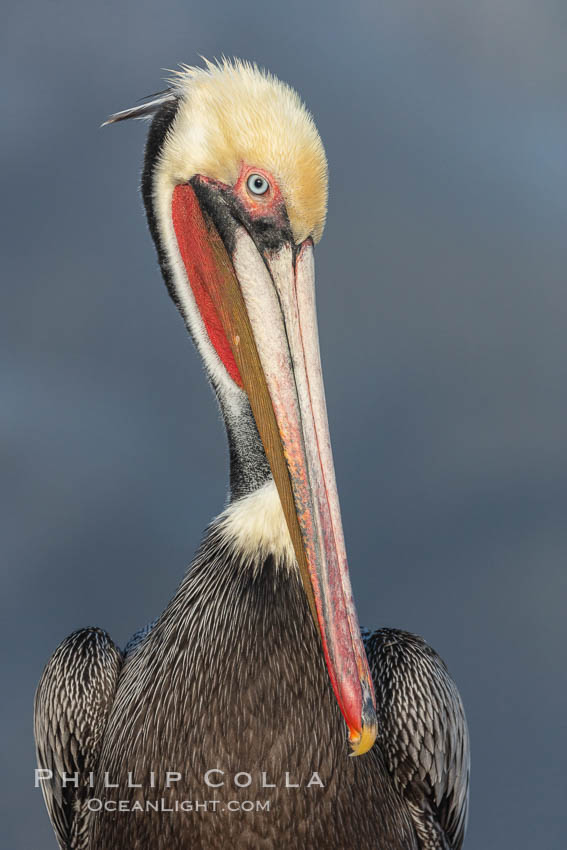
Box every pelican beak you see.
[171,179,377,756]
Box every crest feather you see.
[102,91,176,126]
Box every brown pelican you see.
[35,59,469,850]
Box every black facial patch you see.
[190,176,295,258]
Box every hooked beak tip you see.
[348,720,378,757]
[348,696,378,757]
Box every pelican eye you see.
[247,174,270,196]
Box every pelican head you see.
[105,58,377,756]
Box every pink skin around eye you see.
[232,163,287,225]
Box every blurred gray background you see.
[2,1,566,847]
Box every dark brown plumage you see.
[36,528,468,849]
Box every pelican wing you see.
[34,628,122,849]
[363,628,470,850]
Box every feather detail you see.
[102,91,177,126]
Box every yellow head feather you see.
[159,58,328,244]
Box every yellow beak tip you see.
[348,721,378,757]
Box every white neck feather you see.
[215,479,296,571]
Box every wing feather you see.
[34,628,122,849]
[363,628,470,850]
